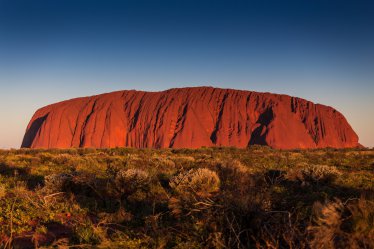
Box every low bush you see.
[169,168,220,217]
[308,196,374,249]
[115,168,150,195]
[43,173,73,194]
[286,164,341,185]
[170,168,220,197]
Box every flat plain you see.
[0,146,373,248]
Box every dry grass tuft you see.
[114,168,150,195]
[170,168,220,197]
[0,184,6,199]
[308,196,374,249]
[286,164,341,185]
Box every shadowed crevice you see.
[21,114,49,148]
[248,108,274,146]
[210,91,229,144]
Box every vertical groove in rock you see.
[210,91,229,144]
[79,99,97,147]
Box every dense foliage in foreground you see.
[0,146,373,248]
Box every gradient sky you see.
[0,0,373,148]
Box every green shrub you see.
[74,222,100,244]
[43,173,73,194]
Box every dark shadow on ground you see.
[0,162,44,189]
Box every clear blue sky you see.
[0,0,373,148]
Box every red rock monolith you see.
[21,87,360,149]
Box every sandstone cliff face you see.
[22,87,359,149]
